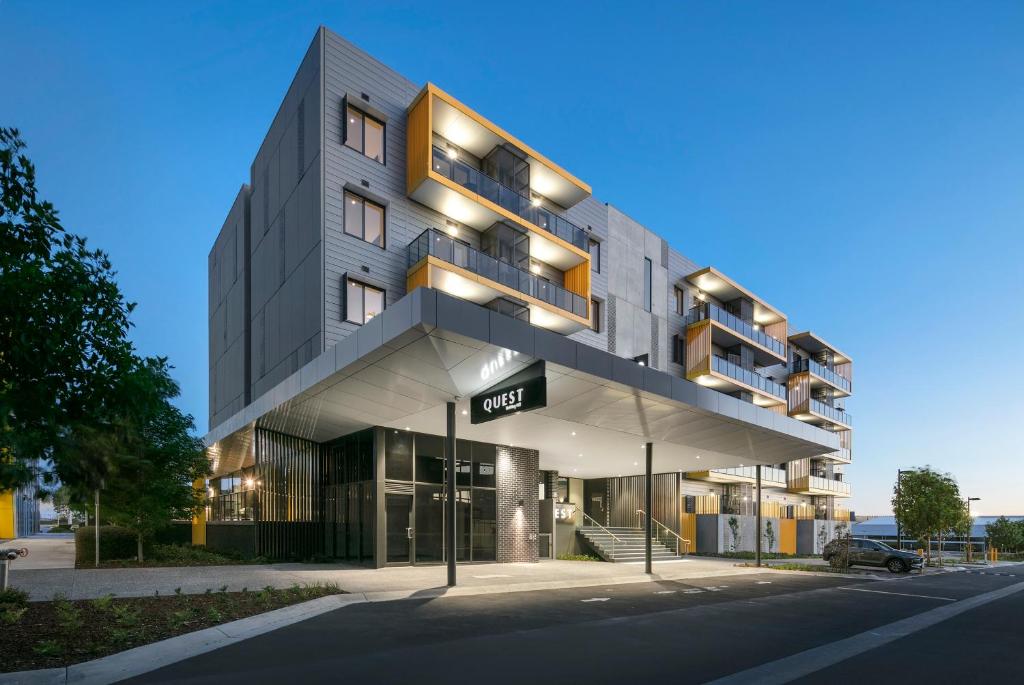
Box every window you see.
[346,279,384,325]
[589,238,601,273]
[590,299,601,332]
[674,286,686,315]
[671,334,683,364]
[344,106,385,163]
[344,192,385,247]
[643,257,652,312]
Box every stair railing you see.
[636,510,691,556]
[579,509,622,559]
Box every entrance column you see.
[645,442,653,575]
[446,401,457,587]
[755,465,762,568]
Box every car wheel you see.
[887,558,907,573]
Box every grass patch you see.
[756,562,852,573]
[556,554,603,562]
[0,582,343,673]
[81,544,268,569]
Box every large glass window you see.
[345,279,384,325]
[472,443,496,488]
[415,434,445,484]
[385,429,413,481]
[345,106,385,164]
[344,191,385,247]
[643,257,652,312]
[471,488,497,561]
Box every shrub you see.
[75,526,139,564]
[0,587,29,608]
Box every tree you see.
[892,467,963,566]
[1,128,135,492]
[727,516,741,552]
[73,357,209,562]
[51,486,72,526]
[985,516,1022,553]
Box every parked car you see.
[823,538,924,573]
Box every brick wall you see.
[496,445,539,563]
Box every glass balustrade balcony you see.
[430,146,590,251]
[791,358,852,394]
[710,355,787,401]
[809,399,852,427]
[685,302,786,357]
[703,466,787,485]
[407,228,588,319]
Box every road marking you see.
[837,587,956,602]
[471,574,511,579]
[655,590,677,594]
[756,581,772,585]
[683,589,703,594]
[580,597,610,603]
[704,579,1024,685]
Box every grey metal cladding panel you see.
[533,327,577,369]
[488,311,534,357]
[641,365,672,399]
[577,342,613,379]
[436,294,489,342]
[611,356,644,388]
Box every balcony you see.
[406,229,589,333]
[686,301,787,362]
[430,147,589,252]
[821,447,852,464]
[688,465,787,487]
[807,399,852,428]
[407,84,591,271]
[791,357,852,396]
[788,475,851,498]
[711,355,787,400]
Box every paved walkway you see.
[2,533,76,570]
[10,556,764,601]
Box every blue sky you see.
[4,1,1023,514]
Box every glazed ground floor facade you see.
[197,425,848,564]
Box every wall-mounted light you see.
[518,498,524,508]
[697,291,707,301]
[446,221,458,236]
[753,324,761,331]
[530,262,541,274]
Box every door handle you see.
[406,527,414,539]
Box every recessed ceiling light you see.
[405,426,410,431]
[633,462,637,466]
[571,431,576,436]
[578,453,583,457]
[696,455,701,459]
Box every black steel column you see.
[446,401,457,587]
[645,442,653,575]
[755,465,762,568]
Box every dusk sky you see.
[5,1,1022,515]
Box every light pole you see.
[965,497,980,562]
[895,469,907,551]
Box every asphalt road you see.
[126,564,1024,685]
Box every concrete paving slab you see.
[3,535,76,570]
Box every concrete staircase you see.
[578,526,683,563]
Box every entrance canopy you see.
[206,289,839,479]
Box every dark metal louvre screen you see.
[607,473,680,532]
[254,428,325,560]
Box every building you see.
[852,516,1020,555]
[0,484,41,540]
[201,27,854,569]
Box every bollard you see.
[0,548,29,590]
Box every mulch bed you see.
[0,585,342,673]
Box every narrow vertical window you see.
[589,239,601,273]
[643,257,652,312]
[590,299,601,332]
[345,107,364,153]
[674,286,685,315]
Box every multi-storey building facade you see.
[202,27,852,566]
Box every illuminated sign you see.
[470,361,546,424]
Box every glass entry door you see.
[385,493,413,563]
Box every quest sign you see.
[470,360,547,425]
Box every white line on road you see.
[580,597,610,602]
[837,587,956,602]
[683,589,703,594]
[655,590,677,594]
[471,574,512,579]
[756,581,772,585]
[703,579,1024,685]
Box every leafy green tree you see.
[1,128,134,492]
[74,357,209,562]
[985,516,1022,553]
[892,467,962,565]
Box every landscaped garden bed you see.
[0,583,343,673]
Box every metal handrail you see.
[637,510,691,555]
[578,509,622,561]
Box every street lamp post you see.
[965,497,980,563]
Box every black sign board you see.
[470,361,547,424]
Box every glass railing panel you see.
[710,356,787,400]
[431,147,589,251]
[685,302,785,356]
[809,399,852,426]
[792,358,852,393]
[406,228,585,318]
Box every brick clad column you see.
[496,446,539,563]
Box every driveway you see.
[2,533,75,570]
